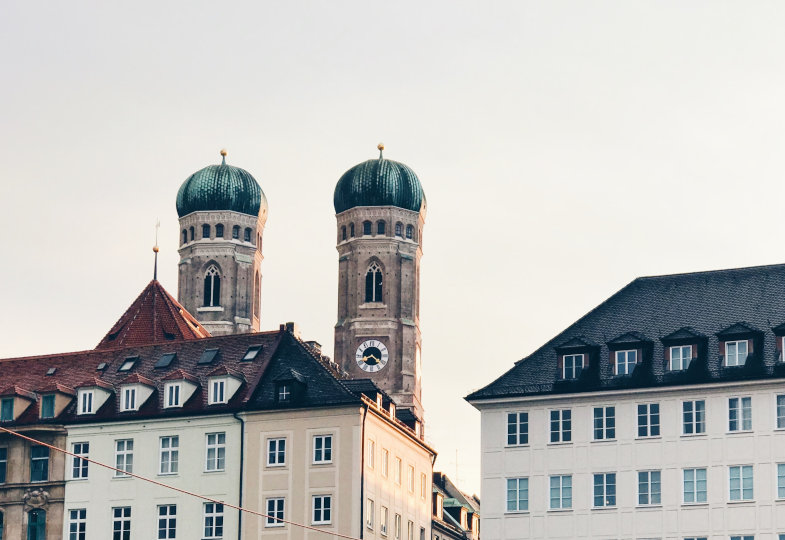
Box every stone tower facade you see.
[175,152,267,336]
[333,149,426,423]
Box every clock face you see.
[356,340,389,373]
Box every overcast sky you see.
[3,1,785,496]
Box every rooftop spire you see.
[377,143,384,159]
[153,219,160,280]
[220,148,227,165]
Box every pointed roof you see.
[96,280,210,350]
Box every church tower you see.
[175,150,268,336]
[333,145,427,423]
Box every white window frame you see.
[777,394,785,429]
[313,435,332,464]
[506,411,528,446]
[394,457,402,485]
[725,340,749,367]
[394,514,402,540]
[381,448,389,477]
[78,390,94,415]
[203,502,224,539]
[114,439,133,477]
[682,399,706,435]
[71,442,89,479]
[157,504,176,539]
[593,472,616,507]
[549,475,572,509]
[670,344,692,371]
[615,349,637,375]
[549,409,571,443]
[121,387,137,412]
[312,495,332,525]
[777,463,785,500]
[683,467,707,504]
[208,378,227,405]
[367,439,375,469]
[112,507,131,539]
[164,382,182,408]
[562,353,584,379]
[380,506,388,536]
[159,435,179,475]
[205,432,226,472]
[593,406,615,440]
[267,438,286,467]
[506,477,528,512]
[729,465,754,501]
[728,396,752,432]
[366,498,374,529]
[408,465,415,493]
[637,470,661,506]
[68,508,87,540]
[637,403,661,438]
[407,520,414,540]
[265,498,285,528]
[420,472,427,499]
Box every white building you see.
[467,265,785,540]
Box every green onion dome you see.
[176,151,267,218]
[333,145,425,214]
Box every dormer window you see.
[242,346,262,361]
[436,493,443,519]
[165,382,182,408]
[40,395,55,419]
[121,387,137,412]
[78,390,94,415]
[726,340,748,366]
[0,398,12,422]
[118,358,137,372]
[614,350,637,376]
[670,345,692,371]
[278,384,291,403]
[561,354,584,380]
[209,378,227,405]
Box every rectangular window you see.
[366,498,375,529]
[730,536,754,540]
[395,514,402,540]
[165,383,181,408]
[0,398,13,421]
[204,503,224,539]
[726,340,749,366]
[506,412,528,445]
[670,345,693,370]
[684,538,707,540]
[778,463,785,499]
[407,520,414,540]
[593,407,615,440]
[160,436,179,475]
[312,495,332,524]
[506,477,529,512]
[421,472,427,499]
[157,505,176,539]
[395,457,402,484]
[549,475,572,509]
[72,442,89,479]
[729,397,752,431]
[638,470,661,505]
[637,403,661,437]
[777,395,785,429]
[30,445,49,482]
[381,448,389,477]
[206,432,226,471]
[368,440,375,469]
[78,390,94,415]
[267,437,285,466]
[68,508,87,540]
[729,465,754,501]
[593,473,616,507]
[0,447,6,483]
[550,409,572,443]
[112,507,131,540]
[562,353,584,379]
[683,400,706,434]
[40,395,55,419]
[313,435,332,464]
[408,465,415,493]
[266,498,285,527]
[209,379,226,404]
[683,468,707,503]
[114,439,133,477]
[615,349,637,375]
[122,387,136,411]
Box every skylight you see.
[155,353,177,369]
[96,363,107,371]
[242,346,262,361]
[118,357,138,372]
[198,349,220,365]
[46,367,56,376]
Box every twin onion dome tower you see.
[175,145,427,424]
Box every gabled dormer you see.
[661,326,706,372]
[36,383,76,419]
[0,386,36,422]
[118,374,156,412]
[554,336,599,382]
[162,369,199,409]
[717,322,763,368]
[75,378,114,415]
[273,368,307,405]
[206,366,244,405]
[606,332,651,377]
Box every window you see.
[420,527,425,540]
[729,465,753,501]
[72,442,89,479]
[615,349,637,375]
[266,498,284,527]
[395,222,402,236]
[637,403,660,437]
[408,465,415,492]
[114,440,133,476]
[112,507,131,540]
[189,226,195,241]
[730,537,754,540]
[777,463,785,499]
[381,448,389,477]
[394,514,401,540]
[157,505,176,539]
[209,379,226,404]
[204,503,223,539]
[202,224,210,239]
[380,506,388,536]
[363,221,372,235]
[420,472,427,499]
[28,509,46,540]
[243,345,262,361]
[78,390,94,414]
[118,358,136,372]
[165,383,181,408]
[121,387,136,411]
[683,468,707,503]
[777,395,785,429]
[670,345,692,370]
[365,262,383,303]
[593,407,615,440]
[160,436,179,475]
[405,225,414,239]
[729,397,752,431]
[507,412,528,445]
[549,475,572,509]
[40,395,55,419]
[506,477,528,512]
[377,221,386,235]
[0,447,6,483]
[350,223,355,237]
[215,224,224,238]
[562,354,584,379]
[0,399,12,422]
[726,340,748,366]
[312,495,332,524]
[232,225,240,239]
[366,498,374,529]
[593,473,616,507]
[30,445,49,482]
[182,230,187,244]
[203,265,221,307]
[244,227,252,242]
[267,438,285,466]
[550,409,571,443]
[68,509,86,540]
[683,400,706,434]
[277,384,290,402]
[638,470,661,505]
[206,433,226,471]
[407,521,414,540]
[394,457,402,484]
[341,226,347,240]
[313,435,332,464]
[367,440,375,469]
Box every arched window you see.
[232,226,240,239]
[189,227,195,241]
[395,222,403,237]
[349,223,355,237]
[244,228,252,242]
[182,230,187,245]
[203,266,221,307]
[405,225,414,239]
[27,509,45,540]
[377,221,386,235]
[202,224,210,239]
[216,224,224,238]
[341,226,347,241]
[363,221,372,236]
[365,262,383,303]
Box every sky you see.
[3,1,785,496]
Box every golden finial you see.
[153,219,160,280]
[220,148,227,157]
[377,143,384,159]
[220,148,227,165]
[153,246,159,253]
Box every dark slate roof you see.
[467,264,785,401]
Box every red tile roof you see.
[95,280,210,350]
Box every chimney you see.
[284,322,301,339]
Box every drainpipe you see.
[359,403,369,540]
[234,412,245,540]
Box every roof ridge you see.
[636,262,785,281]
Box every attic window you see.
[242,346,262,361]
[96,362,107,371]
[155,353,177,369]
[118,357,138,372]
[198,348,220,365]
[46,368,56,376]
[277,384,291,403]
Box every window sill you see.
[591,506,617,511]
[359,303,386,309]
[635,436,662,441]
[681,502,708,507]
[112,475,132,480]
[68,477,89,482]
[635,504,662,509]
[197,306,224,313]
[503,511,529,515]
[727,499,755,505]
[680,433,707,438]
[590,439,617,443]
[203,469,226,474]
[504,444,530,449]
[726,430,753,435]
[547,441,572,446]
[158,473,178,477]
[312,461,333,466]
[265,524,285,529]
[266,463,286,468]
[547,508,573,513]
[312,522,333,527]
